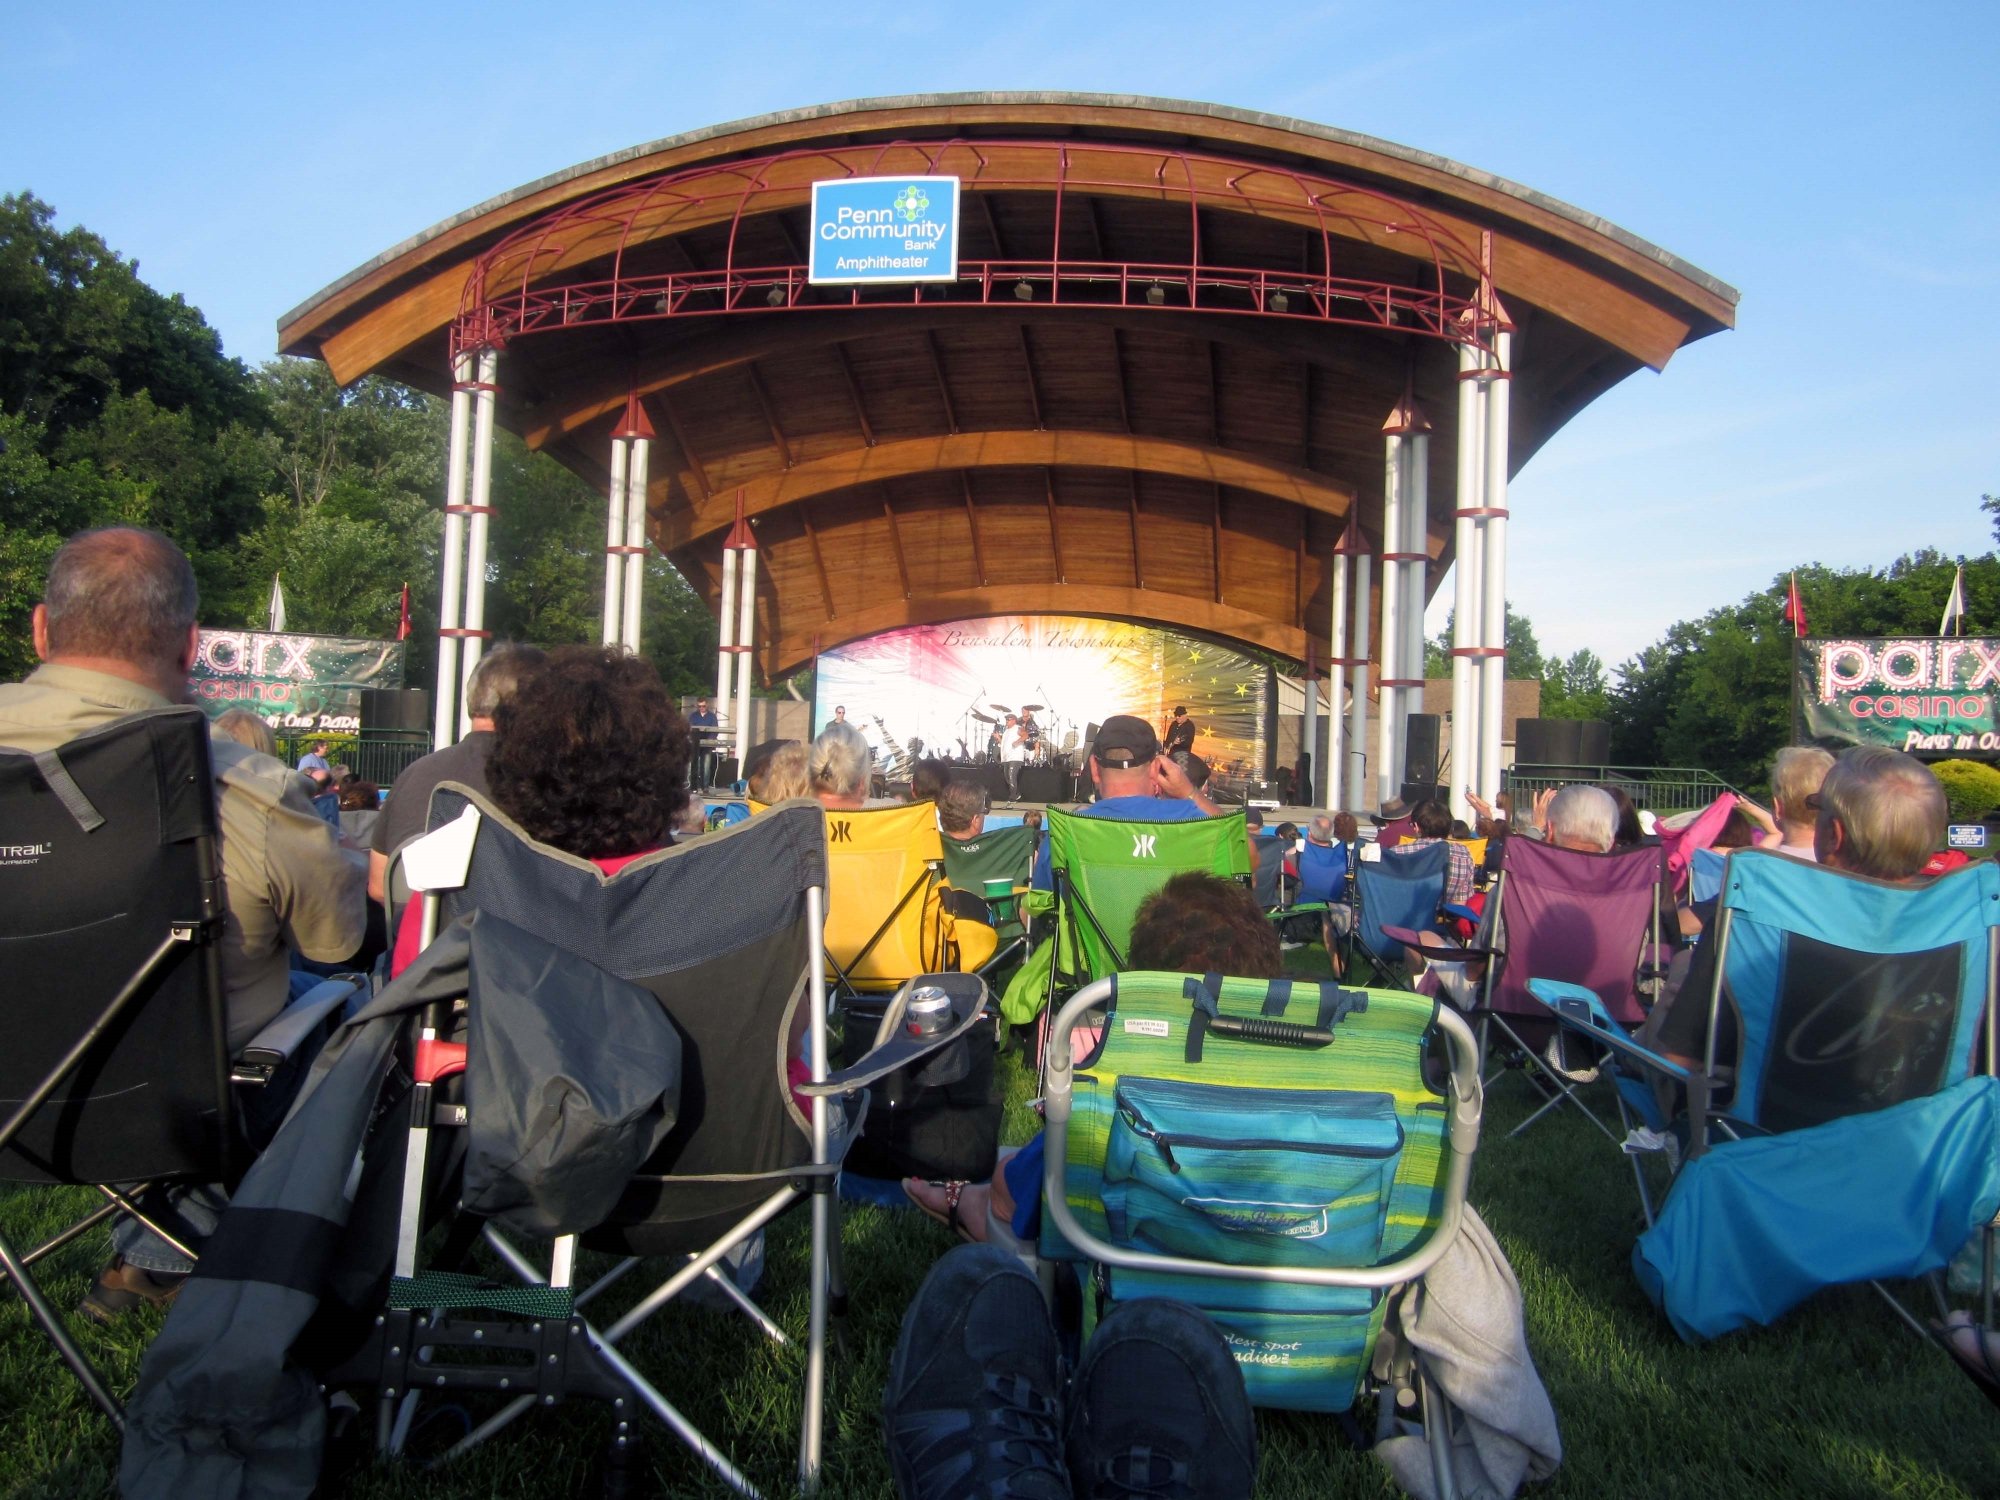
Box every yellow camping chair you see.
[822,802,998,1013]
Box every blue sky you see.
[8,2,1996,669]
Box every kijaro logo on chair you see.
[1131,833,1157,858]
[829,819,854,844]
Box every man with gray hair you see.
[1645,744,1948,1073]
[367,643,547,905]
[1541,785,1618,855]
[0,526,366,1317]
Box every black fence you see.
[275,730,433,789]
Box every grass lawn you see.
[3,945,1996,1497]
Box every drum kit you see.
[963,696,1070,766]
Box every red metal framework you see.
[453,139,1503,357]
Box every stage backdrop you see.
[814,616,1269,774]
[1798,636,2000,757]
[190,629,406,735]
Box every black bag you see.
[837,1022,999,1183]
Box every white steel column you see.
[733,536,759,771]
[1449,338,1486,820]
[1401,416,1431,793]
[432,352,474,750]
[715,549,740,733]
[1347,551,1372,812]
[1374,432,1404,811]
[601,436,629,647]
[618,394,655,653]
[622,437,650,651]
[1327,535,1350,812]
[1301,650,1319,808]
[1478,326,1513,803]
[457,349,499,740]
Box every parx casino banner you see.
[190,630,406,735]
[815,616,1268,773]
[1798,637,2000,757]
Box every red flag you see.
[1781,572,1807,639]
[397,582,412,642]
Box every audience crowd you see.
[4,522,1993,1498]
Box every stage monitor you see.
[814,616,1269,780]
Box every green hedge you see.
[1928,759,2000,822]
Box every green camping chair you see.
[1001,807,1251,1064]
[940,821,1037,971]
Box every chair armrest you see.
[233,975,360,1082]
[1526,978,1689,1084]
[796,973,990,1097]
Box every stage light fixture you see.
[765,285,787,307]
[1014,280,1035,301]
[1145,283,1166,306]
[652,293,670,314]
[1268,289,1290,313]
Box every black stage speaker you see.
[714,757,740,787]
[977,764,1013,801]
[360,688,430,733]
[1404,714,1441,786]
[1513,719,1572,767]
[1019,765,1071,804]
[1401,781,1444,808]
[1575,720,1611,766]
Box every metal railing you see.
[1505,764,1742,814]
[276,731,434,789]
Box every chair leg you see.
[1417,1359,1458,1500]
[825,1191,849,1320]
[0,1225,123,1428]
[799,1187,831,1495]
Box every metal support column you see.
[1327,535,1350,812]
[1375,431,1404,811]
[1401,419,1432,793]
[1347,551,1372,812]
[432,352,474,750]
[601,435,629,648]
[1478,327,1512,803]
[715,548,740,740]
[1301,651,1319,808]
[618,394,655,654]
[457,349,499,740]
[733,538,759,772]
[1450,337,1485,821]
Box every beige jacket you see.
[0,664,366,1050]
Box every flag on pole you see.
[397,582,412,642]
[1940,563,1967,637]
[266,573,287,634]
[1780,572,1807,638]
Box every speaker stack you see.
[360,688,430,733]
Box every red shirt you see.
[390,847,663,977]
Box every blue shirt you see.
[296,751,331,774]
[1030,795,1211,890]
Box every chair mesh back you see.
[0,708,229,1184]
[1489,839,1663,1024]
[1046,809,1250,983]
[1354,841,1449,959]
[1250,837,1286,908]
[822,802,946,988]
[1295,841,1346,905]
[1715,851,1999,1133]
[430,788,827,1188]
[942,822,1035,941]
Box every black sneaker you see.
[1065,1297,1257,1500]
[884,1244,1071,1500]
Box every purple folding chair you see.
[1468,836,1667,1140]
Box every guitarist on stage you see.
[1163,704,1198,757]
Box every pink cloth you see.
[1657,794,1736,899]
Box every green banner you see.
[1797,637,2000,756]
[190,629,405,735]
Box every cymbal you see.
[988,703,1012,713]
[970,710,997,724]
[1019,703,1044,712]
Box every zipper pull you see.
[1120,1098,1182,1173]
[1155,1134,1181,1173]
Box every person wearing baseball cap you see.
[1029,713,1222,889]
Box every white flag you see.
[267,573,287,634]
[1940,564,1967,638]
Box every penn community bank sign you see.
[809,176,961,285]
[1798,637,2000,757]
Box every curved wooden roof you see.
[280,93,1735,681]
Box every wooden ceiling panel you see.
[843,332,953,440]
[931,324,1039,431]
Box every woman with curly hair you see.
[389,646,691,974]
[486,645,691,858]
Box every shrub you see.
[1927,759,2000,822]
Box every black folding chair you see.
[0,707,346,1426]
